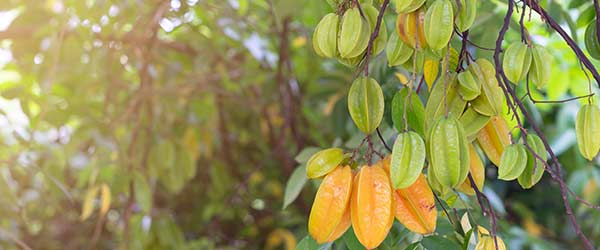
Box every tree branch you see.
[363,0,390,77]
[493,1,594,249]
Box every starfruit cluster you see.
[313,1,387,67]
[302,0,588,247]
[502,42,552,88]
[305,151,437,249]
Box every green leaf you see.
[297,235,333,250]
[421,235,462,250]
[462,229,473,250]
[133,172,152,214]
[283,165,308,209]
[342,228,364,250]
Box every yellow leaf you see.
[394,73,409,86]
[292,36,307,48]
[477,225,490,239]
[424,59,439,91]
[265,229,297,250]
[460,212,472,235]
[182,128,199,160]
[100,184,111,216]
[81,186,99,221]
[523,217,542,237]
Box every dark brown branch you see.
[454,31,496,51]
[433,192,455,226]
[363,0,390,77]
[493,1,594,249]
[594,0,600,49]
[467,173,499,250]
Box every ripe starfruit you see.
[456,144,485,195]
[393,174,437,234]
[396,8,427,49]
[351,163,394,249]
[308,166,353,243]
[476,116,510,166]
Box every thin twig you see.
[376,128,392,152]
[362,0,390,77]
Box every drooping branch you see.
[363,0,391,77]
[493,1,594,249]
[467,173,500,250]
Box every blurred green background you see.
[0,0,600,249]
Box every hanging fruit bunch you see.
[295,0,600,249]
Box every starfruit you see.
[338,54,364,67]
[351,164,394,249]
[314,13,339,58]
[448,47,460,72]
[457,70,481,101]
[306,148,345,178]
[312,21,325,57]
[424,0,454,50]
[339,7,370,58]
[459,107,490,142]
[502,42,532,84]
[391,88,426,137]
[529,46,552,89]
[453,0,477,32]
[424,74,467,129]
[396,8,428,49]
[575,104,600,161]
[363,4,388,56]
[387,32,414,66]
[517,134,547,189]
[469,59,505,116]
[308,166,352,243]
[585,21,600,60]
[394,0,426,14]
[428,117,470,188]
[498,143,527,181]
[348,77,385,134]
[475,227,507,250]
[427,167,451,196]
[457,144,485,195]
[476,116,510,166]
[393,174,437,234]
[390,131,426,189]
[423,59,439,90]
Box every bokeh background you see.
[1,0,600,249]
